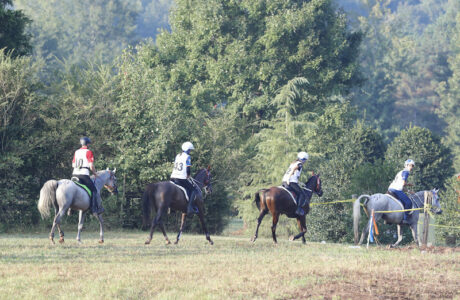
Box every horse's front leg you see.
[76,210,87,243]
[410,223,421,247]
[175,213,187,244]
[271,212,280,244]
[290,217,307,244]
[197,209,213,245]
[252,209,268,243]
[391,225,403,248]
[94,213,104,244]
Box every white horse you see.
[38,169,117,244]
[353,189,442,247]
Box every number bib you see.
[171,152,191,179]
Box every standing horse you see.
[143,167,213,245]
[251,174,323,244]
[37,169,118,244]
[353,189,442,247]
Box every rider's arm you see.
[86,150,97,177]
[186,156,191,178]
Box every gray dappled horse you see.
[37,169,118,244]
[353,189,441,247]
[143,168,213,245]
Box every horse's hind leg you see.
[175,213,186,245]
[358,222,370,245]
[159,222,171,245]
[290,217,307,244]
[145,206,164,245]
[251,209,268,243]
[51,209,66,244]
[271,213,280,244]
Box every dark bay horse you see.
[143,167,214,245]
[252,174,323,244]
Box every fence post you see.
[421,191,431,247]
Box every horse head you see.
[304,172,323,197]
[431,188,442,215]
[103,168,118,195]
[194,166,212,195]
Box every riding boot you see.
[402,213,411,225]
[90,193,98,214]
[295,194,305,216]
[187,190,198,214]
[95,194,105,214]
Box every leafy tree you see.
[385,126,453,190]
[435,176,460,245]
[0,0,31,56]
[0,50,43,230]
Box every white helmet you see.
[181,141,195,152]
[405,159,415,167]
[297,151,309,161]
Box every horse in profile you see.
[353,189,442,247]
[143,167,214,245]
[251,174,323,244]
[37,169,118,244]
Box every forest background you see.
[1,0,459,244]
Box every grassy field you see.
[0,229,459,300]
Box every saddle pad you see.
[74,181,92,198]
[278,186,297,204]
[384,193,404,211]
[170,181,189,201]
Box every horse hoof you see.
[165,240,171,245]
[251,237,256,243]
[289,235,295,241]
[209,240,214,245]
[145,240,151,245]
[59,238,64,244]
[99,240,104,244]
[174,240,179,245]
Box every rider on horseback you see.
[171,142,198,214]
[282,152,309,216]
[388,159,415,224]
[72,137,103,214]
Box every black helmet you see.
[80,136,91,146]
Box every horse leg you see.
[175,213,187,244]
[410,223,420,247]
[251,209,268,243]
[159,222,171,245]
[271,213,280,244]
[197,210,214,245]
[391,225,403,248]
[290,217,307,244]
[145,206,164,245]
[358,221,370,245]
[96,213,104,244]
[53,209,66,244]
[76,210,87,243]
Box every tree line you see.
[1,0,458,243]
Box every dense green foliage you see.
[0,0,31,56]
[1,0,458,243]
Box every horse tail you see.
[353,194,370,244]
[142,184,155,229]
[38,180,58,219]
[254,191,261,211]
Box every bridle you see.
[104,171,117,194]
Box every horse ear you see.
[106,167,109,171]
[207,165,211,171]
[311,171,315,176]
[317,173,320,177]
[113,168,116,174]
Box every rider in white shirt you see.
[72,137,103,214]
[282,152,309,216]
[388,159,415,224]
[171,142,197,214]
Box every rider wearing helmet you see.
[72,137,103,214]
[171,142,197,214]
[282,152,309,216]
[388,159,415,224]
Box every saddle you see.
[71,177,92,198]
[170,181,190,201]
[278,185,298,204]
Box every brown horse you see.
[251,174,323,244]
[143,167,214,245]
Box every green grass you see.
[0,231,459,299]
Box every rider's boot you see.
[295,194,305,216]
[401,213,411,225]
[90,193,98,215]
[187,190,198,214]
